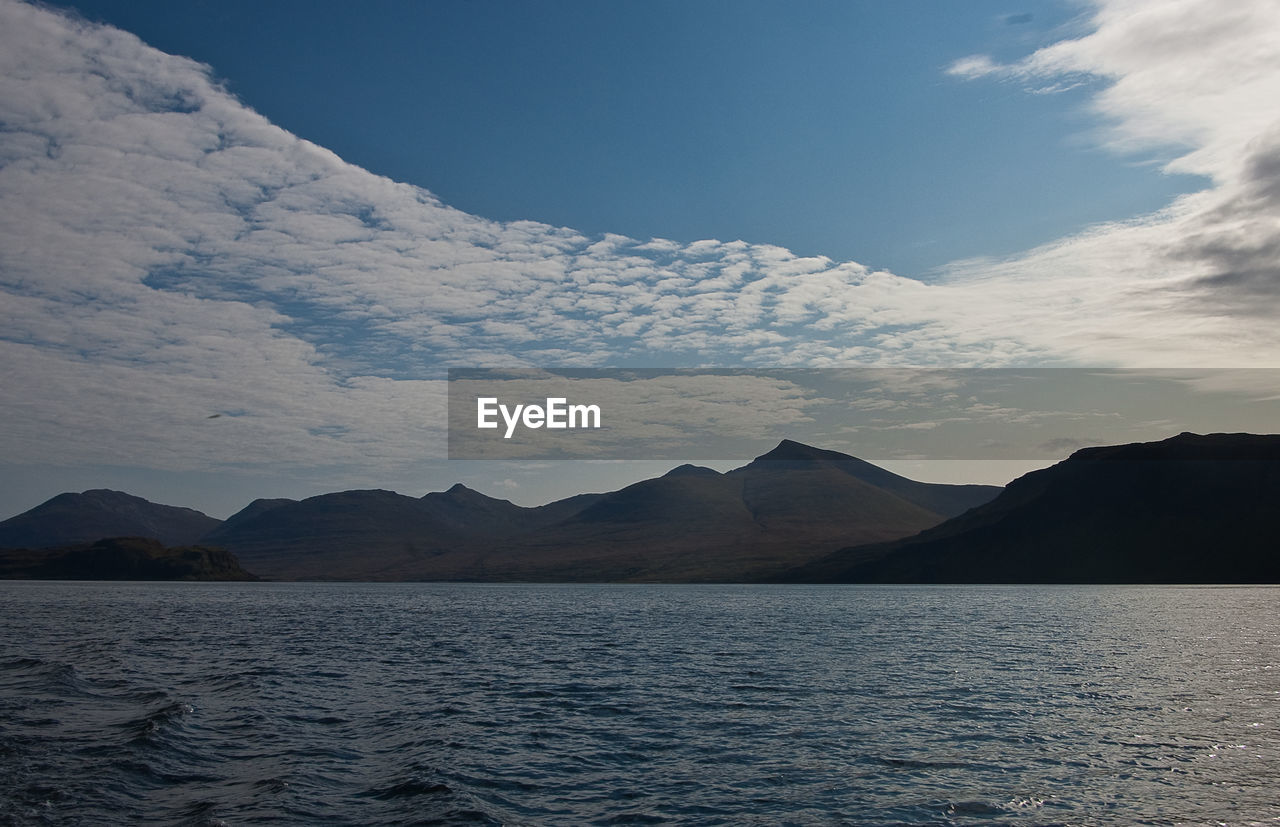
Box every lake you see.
[2,582,1278,825]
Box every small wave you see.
[602,812,665,824]
[31,659,176,709]
[943,799,1013,818]
[0,656,47,670]
[870,755,973,771]
[15,781,70,806]
[155,699,194,718]
[435,809,503,825]
[281,712,348,726]
[509,689,556,699]
[252,777,290,794]
[173,799,229,826]
[180,672,252,692]
[360,778,453,800]
[45,662,83,692]
[552,681,631,696]
[119,700,193,742]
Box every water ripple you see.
[3,582,1280,824]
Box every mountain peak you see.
[0,489,221,548]
[753,439,855,463]
[56,489,148,507]
[432,482,503,503]
[422,482,517,510]
[663,464,721,478]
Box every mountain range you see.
[0,440,998,581]
[201,440,999,581]
[4,433,1276,583]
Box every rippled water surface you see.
[2,582,1279,825]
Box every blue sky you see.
[47,0,1199,277]
[1,0,1279,519]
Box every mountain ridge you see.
[9,433,1276,584]
[779,432,1280,584]
[0,489,221,548]
[200,440,1000,581]
[1,439,1001,581]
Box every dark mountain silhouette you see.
[419,483,567,535]
[202,489,473,579]
[781,432,1280,583]
[207,441,1000,581]
[206,497,296,537]
[739,439,998,519]
[662,464,722,478]
[0,489,221,548]
[0,537,256,581]
[203,485,609,580]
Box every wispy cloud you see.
[944,0,1280,328]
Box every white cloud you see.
[939,0,1280,360]
[945,54,1003,80]
[1,0,1279,489]
[953,0,1280,180]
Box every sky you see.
[1,0,1279,519]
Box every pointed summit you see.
[752,439,857,463]
[735,439,1001,520]
[429,482,512,506]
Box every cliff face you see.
[781,433,1280,584]
[0,537,258,581]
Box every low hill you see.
[0,537,257,581]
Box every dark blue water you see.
[1,582,1278,825]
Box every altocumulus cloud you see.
[1,0,1278,481]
